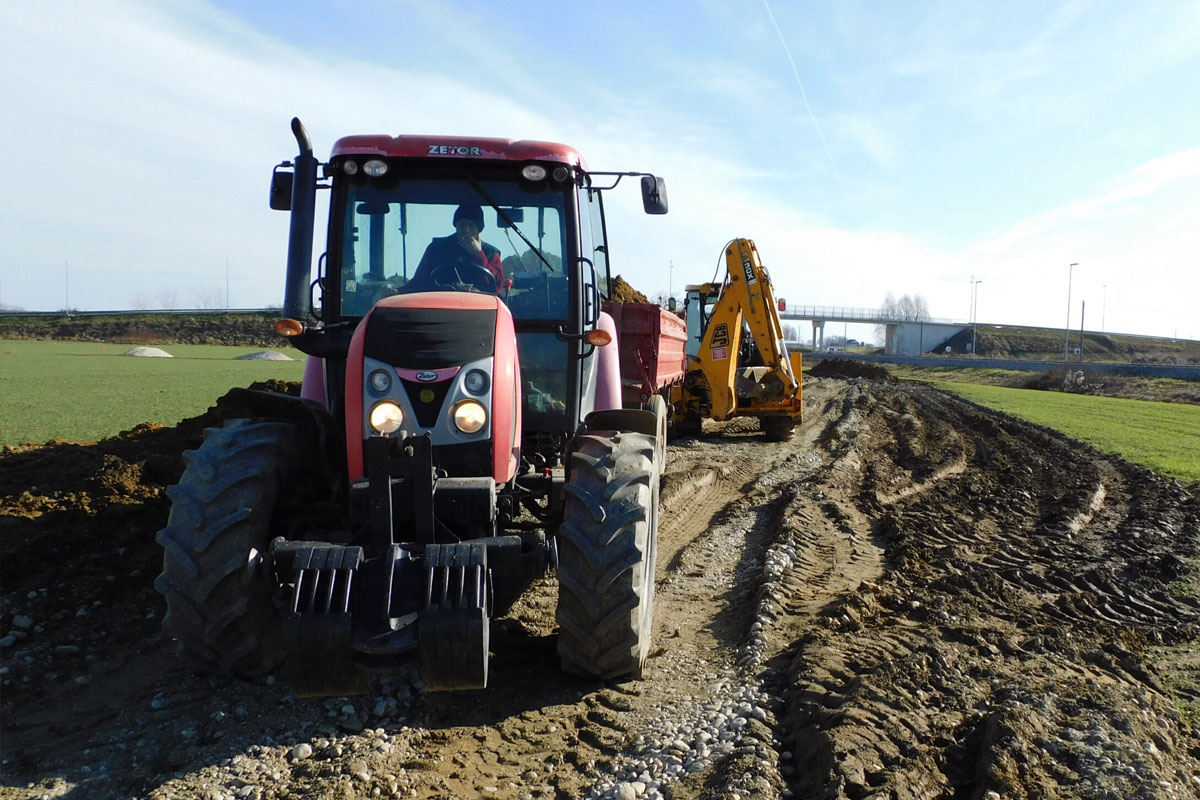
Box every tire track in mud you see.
[776,380,1200,800]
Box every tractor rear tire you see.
[155,419,298,678]
[556,431,660,680]
[762,416,795,442]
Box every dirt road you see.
[2,374,1199,799]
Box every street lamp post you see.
[1063,262,1078,360]
[971,279,983,355]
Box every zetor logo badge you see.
[427,145,483,156]
[415,371,439,382]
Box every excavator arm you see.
[695,239,799,420]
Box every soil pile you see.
[610,276,650,304]
[808,358,893,380]
[2,379,1198,799]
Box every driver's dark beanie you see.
[453,204,485,229]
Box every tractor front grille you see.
[365,307,496,370]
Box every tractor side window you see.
[581,186,610,299]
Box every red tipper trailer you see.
[606,302,687,405]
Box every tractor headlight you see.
[363,159,388,177]
[463,369,490,396]
[368,369,392,395]
[369,401,405,435]
[452,400,488,434]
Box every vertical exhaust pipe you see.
[284,117,317,320]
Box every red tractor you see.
[154,119,683,695]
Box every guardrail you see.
[780,306,960,325]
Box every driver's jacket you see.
[409,235,503,291]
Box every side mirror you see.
[640,175,668,215]
[270,166,293,211]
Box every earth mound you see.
[808,358,892,380]
[123,347,173,358]
[234,351,294,361]
[610,275,649,304]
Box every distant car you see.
[826,346,839,352]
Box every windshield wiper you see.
[456,164,556,273]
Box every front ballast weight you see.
[262,434,549,695]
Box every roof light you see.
[342,160,359,175]
[521,164,547,181]
[363,159,388,177]
[552,166,570,182]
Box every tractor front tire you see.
[155,419,298,678]
[556,431,660,680]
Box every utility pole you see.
[1063,262,1077,361]
[1101,284,1106,331]
[64,259,70,315]
[226,257,230,312]
[1079,301,1086,362]
[971,278,983,356]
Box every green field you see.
[0,340,305,446]
[927,379,1200,483]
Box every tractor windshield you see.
[335,177,569,320]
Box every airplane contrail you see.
[761,0,845,190]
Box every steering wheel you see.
[430,261,499,293]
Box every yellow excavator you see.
[671,238,803,441]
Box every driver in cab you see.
[406,204,504,293]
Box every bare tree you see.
[876,292,929,340]
[191,287,226,310]
[154,290,179,310]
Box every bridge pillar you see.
[812,320,825,350]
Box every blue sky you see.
[2,0,1197,341]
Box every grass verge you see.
[926,379,1200,483]
[1,340,304,447]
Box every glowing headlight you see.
[463,369,490,396]
[452,400,487,434]
[369,401,405,434]
[363,159,388,177]
[369,369,392,394]
[521,164,547,181]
